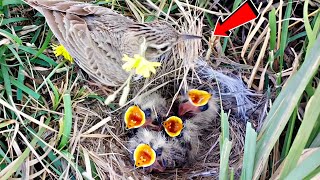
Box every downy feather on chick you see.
[128,128,186,172]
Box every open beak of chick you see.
[124,105,161,130]
[133,143,165,172]
[163,116,184,137]
[124,105,146,129]
[178,89,212,116]
[134,144,156,168]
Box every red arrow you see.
[213,0,259,37]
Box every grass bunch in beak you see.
[163,116,184,137]
[124,105,146,129]
[134,144,156,168]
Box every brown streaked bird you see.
[23,0,201,86]
[178,89,218,125]
[128,128,186,172]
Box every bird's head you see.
[131,21,201,59]
[178,89,212,117]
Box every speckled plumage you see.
[23,0,196,86]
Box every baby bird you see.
[178,89,218,126]
[124,93,168,130]
[128,128,186,172]
[162,116,200,162]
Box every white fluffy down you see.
[128,128,186,168]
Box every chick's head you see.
[178,89,216,117]
[128,129,186,171]
[133,93,168,128]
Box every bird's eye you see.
[160,46,169,52]
[182,99,188,103]
[156,147,163,156]
[199,104,209,112]
[144,108,151,118]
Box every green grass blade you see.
[221,111,229,141]
[280,107,298,158]
[16,65,25,101]
[306,114,320,147]
[0,72,41,100]
[2,0,23,6]
[269,8,276,50]
[0,17,28,26]
[47,78,61,111]
[280,83,320,178]
[10,77,40,100]
[277,0,292,87]
[241,122,257,180]
[253,34,320,180]
[18,45,58,66]
[304,0,315,56]
[310,132,320,148]
[219,139,232,180]
[219,109,231,180]
[0,46,14,106]
[284,148,320,180]
[30,29,53,60]
[58,92,73,149]
[0,29,22,45]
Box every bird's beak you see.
[188,89,211,106]
[178,101,200,116]
[163,116,184,137]
[179,34,202,41]
[134,144,156,168]
[124,105,146,129]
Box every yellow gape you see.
[163,116,184,137]
[124,105,146,129]
[188,89,211,106]
[134,144,156,168]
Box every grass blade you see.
[285,148,320,180]
[268,8,276,50]
[279,83,320,178]
[219,139,232,180]
[241,122,257,180]
[58,92,73,149]
[277,0,292,88]
[219,109,231,180]
[253,34,320,180]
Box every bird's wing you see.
[24,0,133,86]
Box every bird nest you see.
[72,13,265,180]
